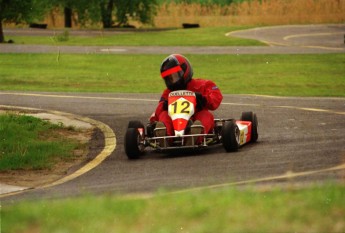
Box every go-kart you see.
[124,90,258,159]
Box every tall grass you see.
[154,0,345,27]
[156,0,244,4]
[37,0,344,28]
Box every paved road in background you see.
[1,24,344,54]
[1,24,344,202]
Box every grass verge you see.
[3,184,345,233]
[0,53,344,96]
[0,113,78,171]
[7,27,264,46]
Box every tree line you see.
[0,0,158,43]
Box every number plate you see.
[168,91,197,134]
[168,91,196,121]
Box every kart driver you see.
[150,54,223,144]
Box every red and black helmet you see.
[160,54,193,91]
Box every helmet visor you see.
[166,72,180,84]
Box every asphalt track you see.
[0,24,344,202]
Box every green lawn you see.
[0,114,79,170]
[0,53,344,96]
[3,184,345,233]
[6,27,264,46]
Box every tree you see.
[64,7,72,28]
[0,0,157,43]
[0,0,52,43]
[100,0,114,28]
[111,0,158,28]
[82,0,157,28]
[57,0,101,27]
[54,0,157,28]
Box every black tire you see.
[127,120,145,129]
[222,120,240,152]
[240,111,258,143]
[124,128,144,160]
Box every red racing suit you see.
[150,78,223,136]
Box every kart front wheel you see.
[240,111,258,142]
[127,120,145,129]
[222,120,240,152]
[124,128,145,159]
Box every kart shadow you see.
[142,141,261,160]
[150,145,226,160]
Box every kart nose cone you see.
[172,118,188,134]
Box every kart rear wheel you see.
[222,120,240,152]
[124,128,145,160]
[240,111,258,142]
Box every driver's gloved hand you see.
[195,92,207,110]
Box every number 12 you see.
[171,101,190,114]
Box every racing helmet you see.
[160,54,193,91]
